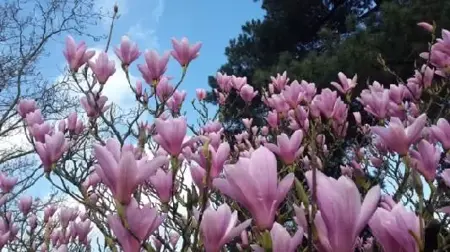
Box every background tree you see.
[206,0,450,129]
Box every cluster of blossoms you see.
[1,20,449,252]
[0,174,91,251]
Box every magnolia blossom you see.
[305,170,381,252]
[138,50,170,84]
[200,204,251,252]
[214,146,294,230]
[371,114,427,155]
[170,37,202,67]
[94,139,167,204]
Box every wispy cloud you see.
[127,23,160,49]
[152,0,165,24]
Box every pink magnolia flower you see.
[156,76,174,101]
[108,199,165,252]
[216,73,232,92]
[59,207,78,229]
[67,112,84,135]
[310,88,338,118]
[441,169,450,187]
[270,71,289,91]
[406,72,424,99]
[305,170,381,252]
[80,93,110,118]
[0,174,17,194]
[299,80,317,102]
[138,50,170,84]
[190,164,207,189]
[268,84,275,94]
[170,37,202,67]
[264,130,304,165]
[357,86,390,119]
[251,222,303,252]
[191,142,230,181]
[369,203,421,252]
[388,84,407,104]
[18,196,33,216]
[25,110,44,126]
[43,205,57,223]
[169,232,180,247]
[167,90,186,113]
[0,231,9,249]
[267,111,279,129]
[242,118,253,129]
[63,36,95,72]
[370,157,383,168]
[217,92,227,105]
[420,29,450,76]
[231,76,247,91]
[288,106,309,131]
[89,52,116,85]
[240,231,249,249]
[114,36,141,66]
[417,22,434,32]
[73,219,92,245]
[153,117,189,156]
[29,123,52,143]
[331,98,348,124]
[213,146,294,230]
[27,215,37,231]
[35,132,69,172]
[202,121,222,133]
[135,80,143,97]
[261,126,269,135]
[371,114,427,156]
[17,99,37,118]
[196,88,207,101]
[58,120,66,133]
[267,95,290,113]
[56,245,68,252]
[421,65,435,88]
[239,84,258,102]
[94,138,167,204]
[330,72,357,94]
[353,112,362,125]
[81,172,101,192]
[430,118,450,149]
[200,204,251,252]
[282,80,304,108]
[409,139,441,182]
[149,168,173,204]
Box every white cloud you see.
[152,0,165,24]
[0,127,30,153]
[127,23,160,50]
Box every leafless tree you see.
[0,0,103,251]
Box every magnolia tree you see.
[1,16,450,251]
